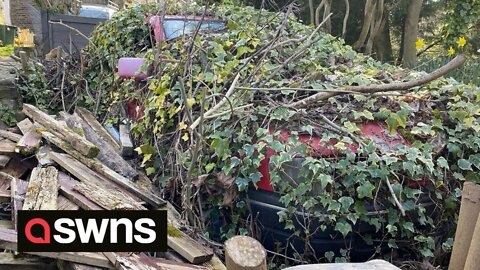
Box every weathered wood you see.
[0,219,13,229]
[282,260,401,270]
[11,177,28,230]
[119,124,133,157]
[57,260,103,270]
[65,112,137,180]
[0,155,11,168]
[0,142,16,153]
[225,236,266,270]
[73,181,144,210]
[22,104,100,157]
[16,119,42,155]
[0,253,56,270]
[203,255,227,270]
[42,134,164,207]
[23,166,58,210]
[0,228,114,268]
[115,252,209,270]
[0,172,12,202]
[1,156,34,179]
[49,151,144,208]
[36,145,55,167]
[58,172,103,210]
[75,107,121,151]
[0,130,22,142]
[167,228,214,264]
[57,195,80,210]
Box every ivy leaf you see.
[182,133,189,141]
[437,157,449,169]
[145,167,155,176]
[343,121,360,133]
[249,172,262,184]
[334,221,352,237]
[338,196,354,210]
[403,222,415,233]
[205,163,215,173]
[235,177,249,191]
[178,121,187,130]
[186,98,195,108]
[357,182,375,199]
[318,174,333,189]
[324,251,335,262]
[211,138,229,158]
[458,159,473,170]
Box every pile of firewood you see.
[0,104,223,270]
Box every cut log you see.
[119,124,133,157]
[0,130,22,142]
[449,182,480,270]
[65,112,137,180]
[58,172,103,210]
[22,104,100,157]
[73,181,144,210]
[75,107,121,151]
[43,133,164,207]
[115,252,209,270]
[0,142,16,153]
[23,166,58,210]
[225,236,266,270]
[15,119,42,155]
[48,151,144,208]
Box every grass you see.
[415,56,480,86]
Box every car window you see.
[163,20,225,39]
[79,7,112,19]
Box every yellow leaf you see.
[225,40,233,47]
[178,121,187,130]
[457,37,467,47]
[464,117,476,127]
[187,98,195,108]
[182,133,189,141]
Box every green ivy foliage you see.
[23,1,480,265]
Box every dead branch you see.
[48,20,92,43]
[289,54,466,109]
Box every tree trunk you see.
[374,9,393,63]
[353,0,376,50]
[365,0,384,54]
[342,0,350,38]
[322,0,332,34]
[402,0,423,68]
[309,0,315,25]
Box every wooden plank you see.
[23,166,58,210]
[0,228,114,269]
[0,253,53,268]
[22,104,99,158]
[58,260,103,270]
[58,172,103,210]
[11,177,28,230]
[15,120,42,155]
[0,172,12,203]
[17,118,34,134]
[1,156,33,179]
[65,112,137,180]
[36,145,55,167]
[48,151,144,207]
[167,229,214,264]
[75,107,121,151]
[0,142,16,153]
[73,181,144,210]
[0,155,11,168]
[42,133,164,207]
[57,195,80,210]
[119,124,133,157]
[0,130,22,142]
[0,219,13,229]
[282,260,401,270]
[115,253,209,270]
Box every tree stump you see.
[225,236,266,270]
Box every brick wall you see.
[10,0,42,47]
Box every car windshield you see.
[163,20,226,39]
[79,7,112,19]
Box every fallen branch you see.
[288,54,467,108]
[190,73,240,130]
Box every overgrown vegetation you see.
[18,2,480,269]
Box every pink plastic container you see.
[118,57,148,80]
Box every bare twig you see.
[386,174,406,216]
[48,20,92,44]
[289,54,467,108]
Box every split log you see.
[119,124,133,157]
[449,182,480,270]
[23,166,58,210]
[48,151,144,208]
[73,181,144,210]
[58,172,103,210]
[463,186,480,270]
[225,236,267,270]
[43,132,164,207]
[0,142,16,153]
[0,130,22,142]
[75,107,121,151]
[65,112,137,180]
[16,118,42,155]
[22,104,100,157]
[289,55,466,108]
[115,252,209,270]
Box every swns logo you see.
[18,210,167,252]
